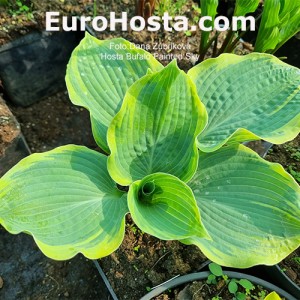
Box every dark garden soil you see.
[100,216,207,300]
[0,0,299,299]
[0,226,106,300]
[9,91,98,153]
[278,245,300,287]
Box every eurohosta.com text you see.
[46,12,255,33]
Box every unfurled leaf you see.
[108,61,207,186]
[255,0,300,53]
[183,144,300,267]
[128,173,208,240]
[0,145,128,260]
[66,32,163,153]
[188,53,300,152]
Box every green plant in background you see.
[288,165,300,183]
[198,0,300,61]
[93,0,97,18]
[208,263,255,300]
[0,33,300,267]
[254,0,300,53]
[292,257,300,265]
[155,0,185,17]
[0,0,8,6]
[7,0,33,19]
[207,263,283,299]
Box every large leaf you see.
[0,145,128,260]
[128,173,208,240]
[183,144,300,267]
[255,0,300,53]
[66,32,163,153]
[234,0,260,17]
[108,61,208,186]
[188,53,300,152]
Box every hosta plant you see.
[198,0,300,60]
[0,33,300,268]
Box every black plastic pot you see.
[263,264,300,299]
[140,271,297,300]
[0,29,84,107]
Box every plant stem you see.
[212,33,219,57]
[226,13,263,53]
[197,33,219,64]
[93,0,97,18]
[217,28,235,56]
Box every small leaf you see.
[236,292,247,300]
[228,280,238,294]
[208,263,223,276]
[188,53,300,152]
[66,32,162,153]
[108,61,207,185]
[128,173,208,240]
[0,145,128,260]
[207,274,216,284]
[238,279,254,290]
[183,144,300,267]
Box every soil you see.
[100,216,207,300]
[0,226,107,300]
[0,97,20,155]
[0,0,299,300]
[266,137,300,184]
[9,91,98,153]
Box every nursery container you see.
[140,271,297,300]
[263,264,300,299]
[0,29,84,106]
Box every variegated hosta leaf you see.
[128,173,209,240]
[66,32,163,153]
[188,53,300,152]
[108,61,208,186]
[0,145,128,260]
[183,144,300,267]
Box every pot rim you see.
[140,270,297,300]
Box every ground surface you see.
[0,0,299,299]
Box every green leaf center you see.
[139,181,156,202]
